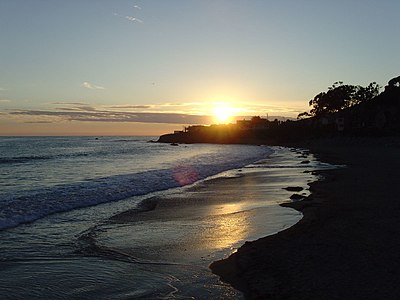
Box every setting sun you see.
[213,104,236,124]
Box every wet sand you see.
[89,147,323,298]
[210,137,400,299]
[104,147,316,266]
[0,146,323,299]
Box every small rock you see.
[284,186,304,192]
[290,194,304,201]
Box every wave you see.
[0,147,273,230]
[0,153,91,165]
[0,155,53,164]
[0,137,160,165]
[0,148,144,165]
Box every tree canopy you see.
[298,81,381,118]
[386,76,400,90]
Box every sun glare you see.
[213,104,236,124]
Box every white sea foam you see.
[0,137,273,230]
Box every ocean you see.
[0,136,331,299]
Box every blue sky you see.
[1,0,399,135]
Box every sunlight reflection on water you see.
[0,146,337,299]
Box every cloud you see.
[51,102,97,112]
[0,99,11,103]
[125,16,143,23]
[113,4,143,24]
[106,105,152,109]
[81,82,105,90]
[24,121,54,124]
[57,106,97,112]
[0,88,6,91]
[8,109,212,125]
[51,102,89,105]
[5,99,302,126]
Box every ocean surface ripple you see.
[0,136,272,230]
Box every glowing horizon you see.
[1,1,399,135]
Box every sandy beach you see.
[0,142,326,299]
[210,137,400,299]
[3,138,399,299]
[68,146,329,299]
[89,147,320,298]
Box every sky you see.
[1,0,399,136]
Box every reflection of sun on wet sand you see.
[103,148,319,266]
[211,138,400,300]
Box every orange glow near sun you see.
[212,104,237,124]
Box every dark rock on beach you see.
[283,186,304,192]
[289,193,304,201]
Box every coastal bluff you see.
[157,117,305,145]
[157,118,282,144]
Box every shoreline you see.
[210,137,400,299]
[102,146,316,264]
[90,146,319,298]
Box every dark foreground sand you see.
[210,137,400,299]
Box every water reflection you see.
[98,166,304,264]
[202,207,251,252]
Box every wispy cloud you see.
[51,102,89,105]
[0,88,6,91]
[125,16,143,23]
[58,106,97,112]
[4,100,301,125]
[81,81,105,90]
[50,102,97,112]
[0,99,11,103]
[8,109,212,125]
[113,3,144,24]
[106,105,152,110]
[24,121,54,124]
[6,101,211,124]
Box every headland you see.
[158,76,400,146]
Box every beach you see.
[211,137,400,299]
[74,146,325,299]
[3,136,399,299]
[0,138,328,299]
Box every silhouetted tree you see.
[353,82,381,104]
[298,81,381,118]
[311,82,356,115]
[297,111,311,119]
[385,76,400,91]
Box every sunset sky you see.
[1,0,399,135]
